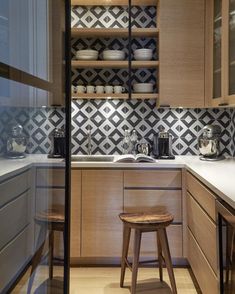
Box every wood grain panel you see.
[82,170,123,257]
[70,170,82,261]
[124,190,182,222]
[124,170,182,188]
[0,170,30,208]
[187,193,217,274]
[187,228,219,294]
[186,172,216,221]
[71,0,158,6]
[159,0,205,107]
[128,225,183,258]
[36,168,65,187]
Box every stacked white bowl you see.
[133,83,153,93]
[103,50,125,60]
[76,50,98,60]
[134,48,153,61]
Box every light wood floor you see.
[13,266,200,294]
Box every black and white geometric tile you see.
[71,6,157,28]
[0,104,234,157]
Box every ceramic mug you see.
[96,85,105,94]
[77,85,86,93]
[114,86,125,94]
[71,85,77,94]
[104,85,114,94]
[86,85,95,94]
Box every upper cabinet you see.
[158,0,205,108]
[71,0,159,101]
[206,0,235,107]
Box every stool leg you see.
[158,228,177,294]
[27,224,46,294]
[120,225,131,287]
[131,229,142,294]
[157,231,163,281]
[49,230,54,280]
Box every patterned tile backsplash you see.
[0,101,234,157]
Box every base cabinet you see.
[81,170,123,257]
[71,168,184,263]
[186,171,219,293]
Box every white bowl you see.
[134,49,153,54]
[134,54,152,61]
[103,50,125,60]
[133,83,153,93]
[77,49,98,54]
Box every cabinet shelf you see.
[71,0,157,6]
[72,93,158,100]
[71,27,159,38]
[71,60,159,69]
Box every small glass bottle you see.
[130,129,138,155]
[122,129,132,154]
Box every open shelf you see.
[71,0,157,6]
[71,27,159,38]
[71,60,159,69]
[72,93,158,100]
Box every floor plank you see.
[12,266,200,293]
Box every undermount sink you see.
[71,155,115,162]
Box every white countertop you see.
[0,154,235,209]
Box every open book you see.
[115,153,156,163]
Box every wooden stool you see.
[119,212,177,294]
[27,205,65,294]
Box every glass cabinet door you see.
[213,0,222,99]
[229,0,235,96]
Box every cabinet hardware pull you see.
[218,103,229,106]
[159,104,170,108]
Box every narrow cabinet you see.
[81,170,123,257]
[159,0,205,107]
[70,169,82,263]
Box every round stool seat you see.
[119,212,174,227]
[35,205,65,224]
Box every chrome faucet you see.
[87,128,92,155]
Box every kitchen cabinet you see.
[81,170,123,257]
[0,169,33,293]
[71,0,159,101]
[158,0,205,108]
[124,170,183,258]
[186,171,219,294]
[206,0,235,107]
[70,169,82,262]
[71,168,185,264]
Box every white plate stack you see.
[103,50,125,60]
[133,83,154,93]
[134,48,153,61]
[76,50,98,60]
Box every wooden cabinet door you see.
[81,170,123,257]
[159,0,205,107]
[70,169,82,261]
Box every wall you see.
[0,102,234,157]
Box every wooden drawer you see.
[0,170,30,208]
[0,191,30,251]
[186,172,216,221]
[0,225,31,292]
[187,192,217,273]
[124,190,182,222]
[36,168,65,187]
[128,225,183,258]
[124,170,182,188]
[188,228,219,294]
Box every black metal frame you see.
[128,0,132,99]
[64,0,71,293]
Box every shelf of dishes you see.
[71,83,157,99]
[74,49,155,61]
[71,0,158,6]
[71,28,159,38]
